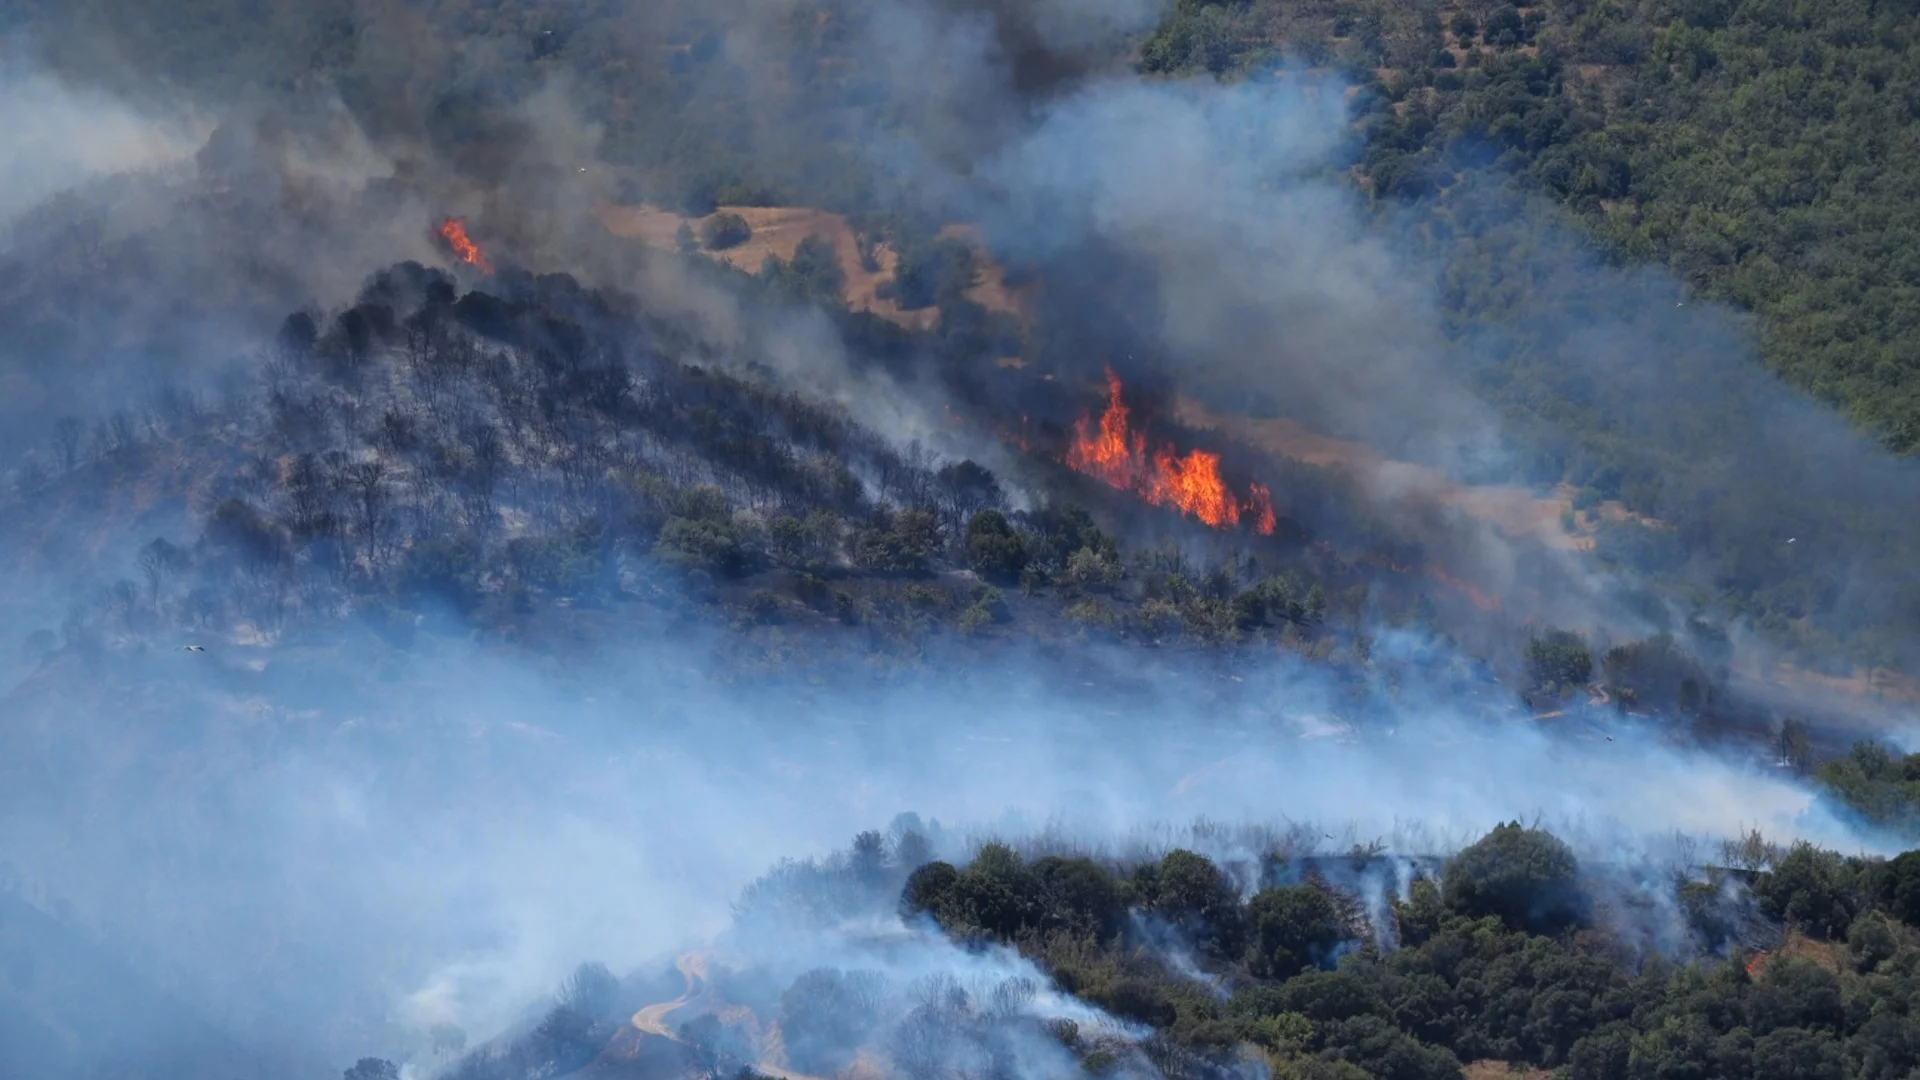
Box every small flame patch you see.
[437,217,492,274]
[1064,367,1277,535]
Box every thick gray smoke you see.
[0,607,1884,1077]
[0,60,208,230]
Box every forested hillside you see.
[1146,0,1920,451]
[386,819,1920,1080]
[1136,0,1920,673]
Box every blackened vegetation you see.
[11,259,1683,703]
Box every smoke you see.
[0,60,209,231]
[0,592,1888,1076]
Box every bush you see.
[702,212,753,251]
[656,515,755,578]
[1524,629,1593,692]
[850,509,939,575]
[779,969,885,1076]
[966,510,1028,581]
[958,603,994,636]
[1030,856,1127,940]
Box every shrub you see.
[966,510,1028,581]
[702,212,753,251]
[1524,629,1593,692]
[1248,885,1350,978]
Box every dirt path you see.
[619,952,826,1080]
[629,952,709,1039]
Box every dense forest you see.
[1144,0,1920,451]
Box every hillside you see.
[4,0,1920,673]
[367,823,1920,1080]
[1143,0,1920,452]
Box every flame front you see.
[438,217,492,274]
[1064,367,1276,534]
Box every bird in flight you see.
[179,645,205,653]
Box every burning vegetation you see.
[437,217,492,274]
[1065,368,1277,535]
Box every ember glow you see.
[437,216,492,273]
[1065,368,1277,534]
[1344,547,1502,613]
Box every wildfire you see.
[1349,550,1502,613]
[438,217,492,274]
[1249,483,1279,537]
[1065,368,1277,535]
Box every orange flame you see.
[1249,483,1278,537]
[1357,553,1502,613]
[438,217,492,274]
[1064,367,1276,533]
[1428,565,1500,613]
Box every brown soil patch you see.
[612,951,826,1080]
[595,204,1033,340]
[1746,929,1849,981]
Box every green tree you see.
[965,510,1028,582]
[1139,849,1247,959]
[1247,885,1349,978]
[1442,822,1588,934]
[1755,842,1861,939]
[1525,629,1593,692]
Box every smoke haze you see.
[3,1,1920,1078]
